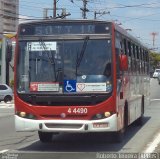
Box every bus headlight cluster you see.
[104,112,111,117]
[16,111,36,119]
[92,112,111,120]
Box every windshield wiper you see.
[39,39,57,81]
[39,39,55,64]
[76,36,89,75]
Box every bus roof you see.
[19,19,113,25]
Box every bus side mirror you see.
[119,54,128,71]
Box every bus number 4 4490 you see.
[67,108,88,114]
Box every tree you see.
[149,52,160,69]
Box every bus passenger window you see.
[123,39,127,55]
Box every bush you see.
[10,79,14,90]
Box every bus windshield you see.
[17,38,112,93]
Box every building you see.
[0,0,19,33]
[0,0,18,84]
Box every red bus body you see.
[14,20,150,142]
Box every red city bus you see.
[14,19,150,142]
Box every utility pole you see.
[53,0,57,18]
[80,0,89,19]
[151,32,158,47]
[43,8,48,19]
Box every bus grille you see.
[45,123,83,129]
[18,93,110,106]
[41,114,87,119]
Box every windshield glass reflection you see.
[17,39,112,93]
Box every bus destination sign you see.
[19,22,110,35]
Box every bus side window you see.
[137,45,139,74]
[127,41,132,73]
[115,41,122,77]
[146,51,149,74]
[123,39,127,55]
[143,49,145,74]
[144,49,148,74]
[134,44,138,74]
[139,48,142,73]
[136,45,139,74]
[141,48,144,74]
[132,43,136,73]
[115,47,120,77]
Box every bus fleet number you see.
[68,108,88,114]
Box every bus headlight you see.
[104,112,111,118]
[19,112,26,118]
[16,111,37,119]
[92,112,112,120]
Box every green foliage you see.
[10,79,14,90]
[149,52,160,69]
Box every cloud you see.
[19,15,31,24]
[19,15,41,24]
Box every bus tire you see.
[135,96,144,126]
[124,102,129,130]
[114,102,128,143]
[38,131,53,143]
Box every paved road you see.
[0,78,160,159]
[0,102,14,118]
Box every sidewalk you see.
[154,134,160,153]
[154,145,160,152]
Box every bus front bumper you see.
[15,114,118,132]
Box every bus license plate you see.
[93,123,108,128]
[67,108,88,115]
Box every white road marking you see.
[143,131,160,153]
[0,149,9,153]
[0,105,14,109]
[150,99,160,101]
[0,102,14,108]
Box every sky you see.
[19,0,160,52]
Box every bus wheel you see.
[38,131,53,143]
[114,103,128,143]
